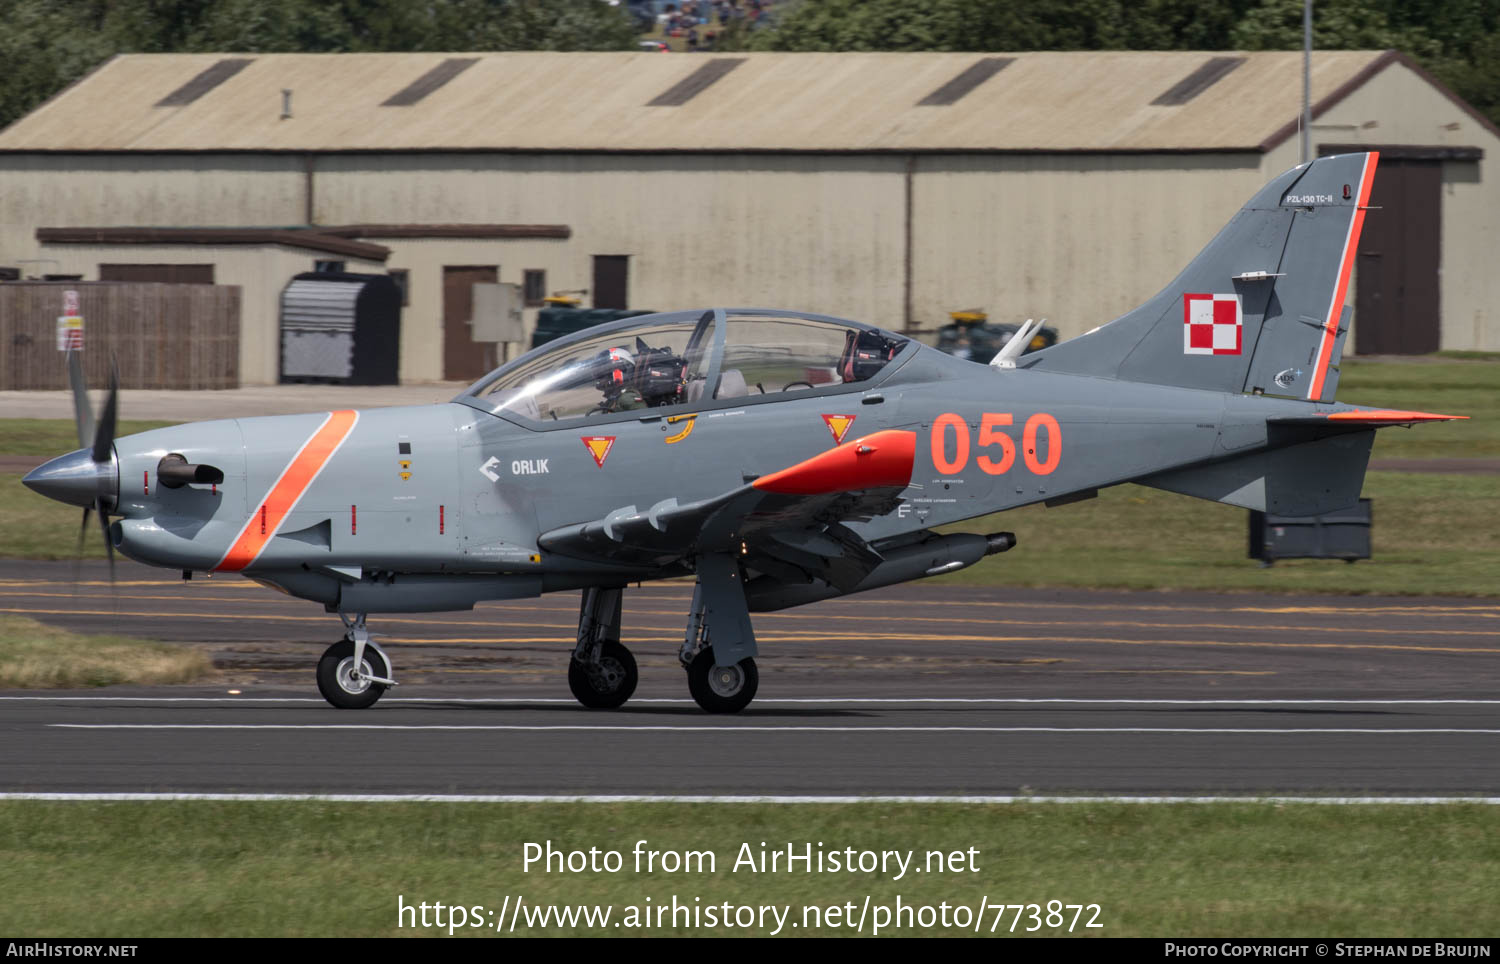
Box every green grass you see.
[1338,359,1497,459]
[1435,350,1500,361]
[2,473,111,559]
[940,471,1499,596]
[0,801,1496,936]
[0,418,178,457]
[0,615,209,688]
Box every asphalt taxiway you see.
[1,560,1497,796]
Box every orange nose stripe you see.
[216,410,359,572]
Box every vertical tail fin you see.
[1024,151,1379,403]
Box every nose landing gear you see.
[316,613,396,709]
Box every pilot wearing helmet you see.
[592,338,692,413]
[593,346,646,412]
[839,328,904,383]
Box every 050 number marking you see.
[931,412,1061,476]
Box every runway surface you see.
[1,560,1497,796]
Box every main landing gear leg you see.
[316,612,397,709]
[680,554,759,714]
[568,587,638,709]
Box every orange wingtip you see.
[1326,409,1468,423]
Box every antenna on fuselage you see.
[990,318,1045,370]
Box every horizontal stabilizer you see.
[1272,408,1468,426]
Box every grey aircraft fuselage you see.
[108,343,1318,595]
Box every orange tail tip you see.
[1325,409,1468,424]
[1306,151,1379,401]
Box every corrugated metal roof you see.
[0,50,1402,153]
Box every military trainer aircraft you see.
[24,151,1464,712]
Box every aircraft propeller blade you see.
[92,358,118,465]
[57,353,120,584]
[66,350,95,450]
[70,504,92,591]
[92,358,120,583]
[96,496,115,583]
[77,505,91,556]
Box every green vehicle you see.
[531,303,656,349]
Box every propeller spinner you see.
[21,351,120,576]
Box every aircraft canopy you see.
[462,309,910,424]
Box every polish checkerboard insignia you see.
[1183,293,1242,355]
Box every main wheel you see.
[316,639,390,709]
[686,647,758,714]
[568,640,638,709]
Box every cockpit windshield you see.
[468,311,715,422]
[463,309,910,423]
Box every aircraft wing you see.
[538,430,916,591]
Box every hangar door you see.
[592,255,629,310]
[443,265,498,381]
[1329,148,1447,355]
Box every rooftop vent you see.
[1150,56,1247,106]
[647,58,746,107]
[154,58,254,108]
[917,57,1015,106]
[382,58,479,107]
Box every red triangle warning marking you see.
[582,436,616,467]
[821,414,856,444]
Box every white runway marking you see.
[1,793,1498,805]
[47,723,1500,734]
[5,696,1500,705]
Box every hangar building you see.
[0,49,1494,385]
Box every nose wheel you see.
[316,639,393,709]
[317,614,396,709]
